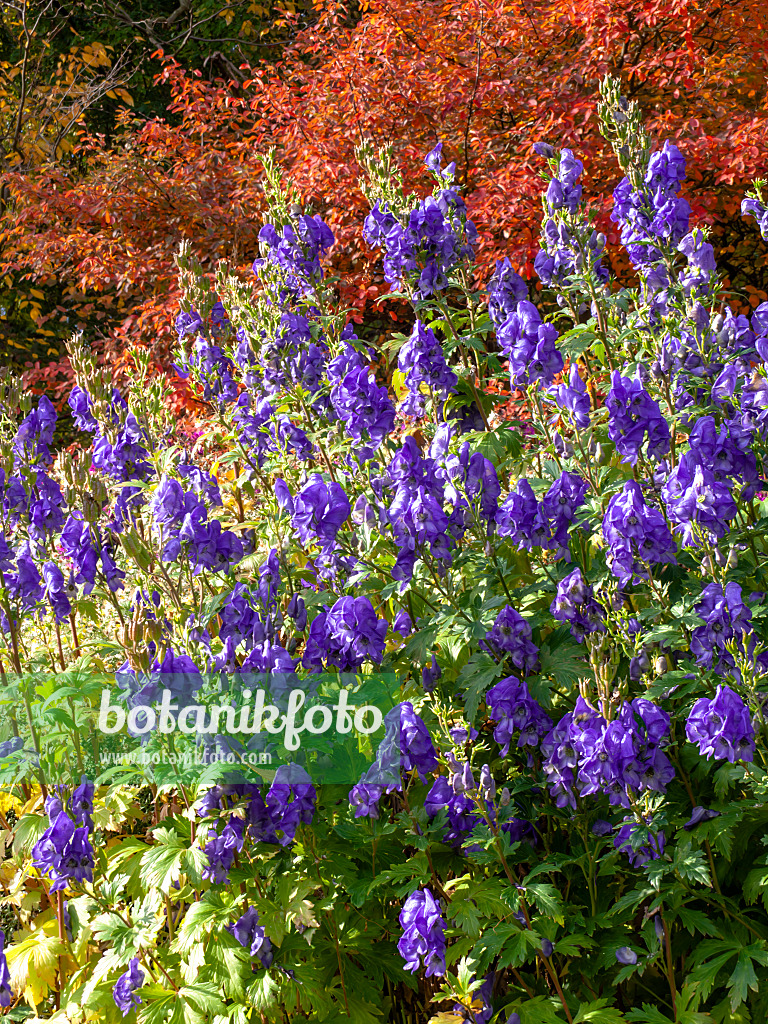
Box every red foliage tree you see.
[3,0,767,389]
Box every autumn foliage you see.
[2,0,768,393]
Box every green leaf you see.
[573,999,627,1023]
[525,882,565,925]
[139,826,186,894]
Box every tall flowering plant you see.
[0,79,768,1023]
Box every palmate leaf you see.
[573,999,627,1023]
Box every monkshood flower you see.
[687,415,760,500]
[274,417,313,461]
[92,414,152,483]
[547,362,591,430]
[425,140,456,180]
[487,257,527,326]
[678,228,717,297]
[0,930,11,1008]
[497,300,564,387]
[399,702,438,781]
[227,907,273,968]
[611,141,690,267]
[541,471,589,556]
[684,806,721,831]
[398,889,446,977]
[32,809,94,891]
[68,385,99,432]
[178,462,222,506]
[541,696,673,810]
[202,817,245,884]
[689,582,757,676]
[13,395,57,466]
[113,959,144,1017]
[4,543,44,613]
[550,567,604,642]
[496,479,549,550]
[661,451,738,544]
[42,561,72,622]
[614,819,666,868]
[602,481,676,586]
[484,606,539,674]
[616,947,638,966]
[265,765,317,846]
[232,392,275,466]
[393,609,413,636]
[292,475,350,550]
[183,335,238,406]
[255,215,334,297]
[397,321,457,416]
[485,677,552,756]
[686,684,756,762]
[742,195,768,241]
[331,366,396,456]
[364,180,476,299]
[303,596,387,671]
[606,372,670,465]
[71,775,95,830]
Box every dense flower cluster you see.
[550,568,604,641]
[485,677,552,756]
[686,684,756,762]
[32,778,95,891]
[605,372,670,464]
[398,889,446,977]
[364,159,477,299]
[611,141,690,267]
[541,697,674,812]
[603,481,676,586]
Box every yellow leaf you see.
[29,289,45,299]
[392,368,407,400]
[5,930,64,1008]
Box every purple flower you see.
[550,567,604,642]
[602,480,677,586]
[616,947,638,966]
[611,142,690,267]
[349,781,386,819]
[41,561,72,622]
[398,321,457,415]
[202,817,245,884]
[70,775,95,830]
[393,609,413,636]
[227,906,273,968]
[689,582,756,676]
[398,889,446,977]
[486,677,552,756]
[541,471,589,556]
[0,930,11,1007]
[548,363,591,430]
[399,702,438,781]
[683,806,721,831]
[113,958,144,1017]
[742,195,768,240]
[662,451,738,545]
[606,372,670,465]
[265,764,316,845]
[614,820,666,867]
[484,606,539,673]
[497,301,564,388]
[497,479,547,549]
[292,475,350,550]
[68,385,98,432]
[14,395,57,466]
[331,367,396,455]
[32,810,94,891]
[487,258,527,326]
[255,215,334,297]
[686,684,755,762]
